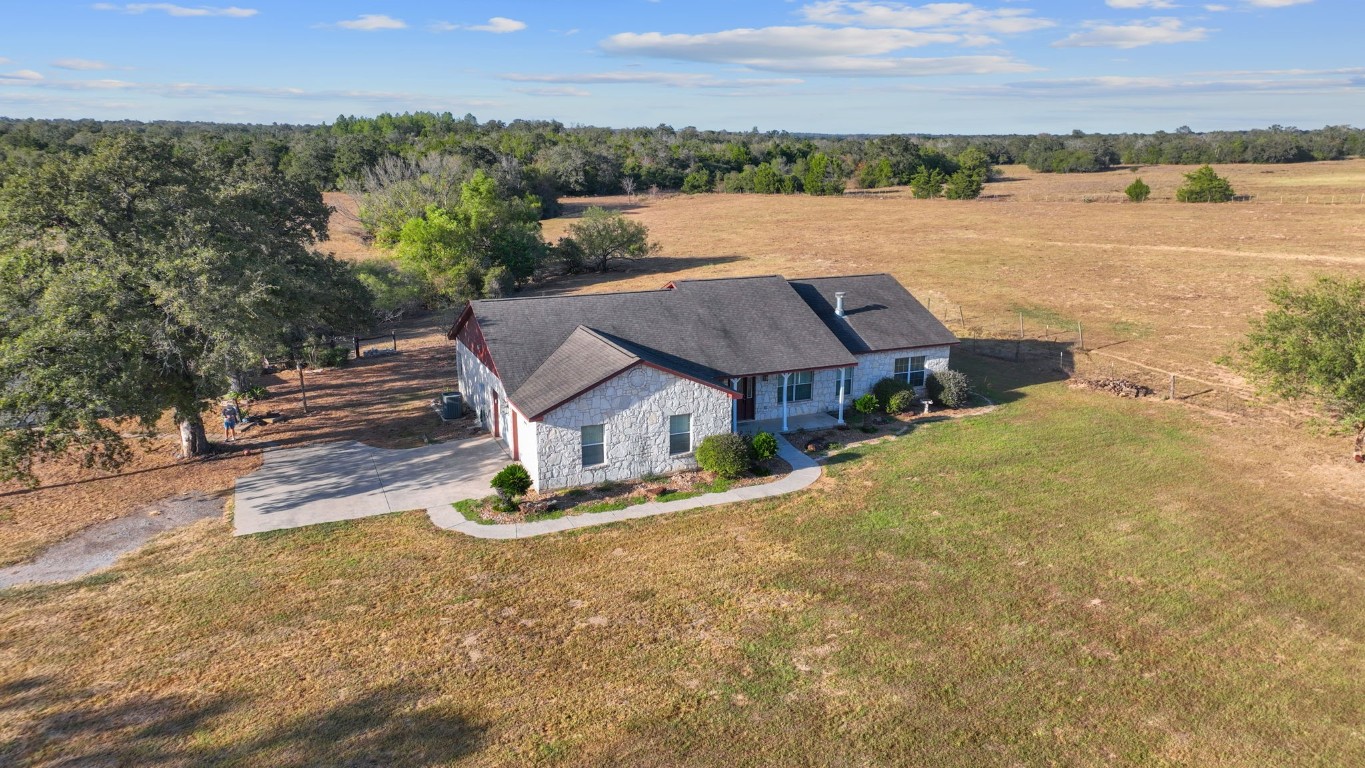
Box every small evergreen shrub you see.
[853,393,879,416]
[1125,177,1151,202]
[491,463,532,511]
[872,377,910,408]
[926,369,971,409]
[696,433,752,479]
[887,389,917,415]
[751,431,779,461]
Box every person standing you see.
[222,401,240,442]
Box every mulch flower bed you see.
[460,456,792,525]
[796,397,998,456]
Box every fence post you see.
[353,336,361,360]
[1169,374,1176,401]
[1019,312,1024,340]
[391,332,398,352]
[1077,322,1084,351]
[928,296,933,315]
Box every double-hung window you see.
[779,371,814,403]
[581,424,605,466]
[669,414,692,455]
[893,356,928,388]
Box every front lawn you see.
[2,353,1361,766]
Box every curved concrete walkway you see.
[427,435,820,539]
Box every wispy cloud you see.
[500,71,805,88]
[52,58,118,71]
[91,3,257,17]
[1248,0,1313,6]
[0,57,11,66]
[1105,0,1178,8]
[895,67,1364,98]
[800,1,1054,35]
[513,86,591,97]
[431,16,526,34]
[333,14,406,31]
[1054,18,1209,48]
[0,70,44,84]
[600,25,1036,76]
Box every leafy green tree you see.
[0,135,371,478]
[1125,177,1152,202]
[943,169,985,199]
[395,170,547,301]
[752,162,780,194]
[857,158,895,189]
[681,169,712,194]
[1238,277,1365,458]
[1176,165,1236,202]
[909,167,946,199]
[956,147,992,180]
[802,152,844,196]
[561,207,660,273]
[353,259,434,323]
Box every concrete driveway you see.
[233,437,507,535]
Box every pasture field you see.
[3,162,1364,765]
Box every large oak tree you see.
[0,135,370,482]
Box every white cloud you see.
[431,17,527,34]
[501,71,804,88]
[1054,18,1209,48]
[92,3,257,17]
[1106,0,1177,8]
[0,70,44,84]
[604,26,960,62]
[800,2,1054,34]
[893,67,1364,98]
[1204,3,1230,9]
[600,25,1035,76]
[513,86,591,97]
[1248,0,1313,6]
[0,57,11,65]
[334,14,406,31]
[52,58,115,71]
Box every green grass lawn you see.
[2,353,1361,766]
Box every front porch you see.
[738,411,841,436]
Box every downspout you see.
[781,372,790,433]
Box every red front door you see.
[737,377,756,421]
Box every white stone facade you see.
[534,365,732,491]
[851,346,952,398]
[455,339,514,456]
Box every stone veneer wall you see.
[534,365,732,491]
[456,339,512,455]
[747,346,953,423]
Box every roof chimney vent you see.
[834,291,846,317]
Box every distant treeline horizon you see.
[2,114,1360,202]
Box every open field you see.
[3,161,1365,765]
[3,355,1362,765]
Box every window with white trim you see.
[581,424,605,466]
[893,356,927,388]
[779,371,814,403]
[669,414,692,455]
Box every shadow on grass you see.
[0,678,487,766]
[953,342,1073,405]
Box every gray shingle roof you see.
[788,274,959,354]
[454,273,956,418]
[462,276,857,406]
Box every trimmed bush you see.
[853,393,879,416]
[696,433,752,479]
[1125,177,1151,203]
[491,463,532,511]
[751,431,779,461]
[887,389,917,415]
[926,369,971,409]
[872,377,910,408]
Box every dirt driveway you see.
[233,437,507,535]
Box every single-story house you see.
[449,273,958,492]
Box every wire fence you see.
[921,297,1314,427]
[976,192,1365,205]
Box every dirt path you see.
[0,492,225,589]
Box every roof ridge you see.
[788,272,894,281]
[671,274,783,283]
[572,325,641,360]
[472,287,674,303]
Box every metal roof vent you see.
[834,291,846,317]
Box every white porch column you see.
[836,370,846,425]
[781,372,790,432]
[730,378,739,432]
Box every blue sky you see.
[0,1,1359,133]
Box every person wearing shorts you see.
[222,402,240,442]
